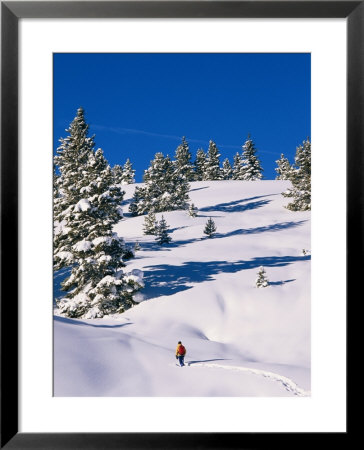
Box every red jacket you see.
[176,343,186,356]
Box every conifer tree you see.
[54,108,143,319]
[174,136,194,181]
[275,153,292,180]
[155,215,172,244]
[203,217,217,238]
[143,211,158,235]
[232,152,243,180]
[255,266,269,288]
[112,164,124,185]
[122,158,135,184]
[282,139,311,211]
[204,140,221,180]
[129,152,190,215]
[240,135,263,180]
[53,107,95,228]
[222,158,233,180]
[187,203,198,218]
[194,148,206,181]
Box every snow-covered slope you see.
[54,180,311,396]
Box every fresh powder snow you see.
[54,180,311,397]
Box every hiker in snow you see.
[175,341,186,367]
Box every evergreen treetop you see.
[203,217,217,238]
[122,158,135,184]
[283,139,311,211]
[204,140,222,180]
[174,136,194,181]
[155,215,172,244]
[275,153,292,180]
[222,158,233,180]
[194,148,207,181]
[240,135,263,180]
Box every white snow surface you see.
[54,181,311,397]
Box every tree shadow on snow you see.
[269,279,296,286]
[187,359,231,366]
[189,186,210,192]
[54,315,133,329]
[199,195,276,213]
[169,225,189,233]
[213,220,307,239]
[143,255,310,300]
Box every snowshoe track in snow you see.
[187,362,310,397]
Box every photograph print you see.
[53,53,311,397]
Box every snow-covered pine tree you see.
[129,152,169,215]
[129,152,190,215]
[155,215,172,244]
[282,139,311,211]
[203,217,217,238]
[255,266,269,288]
[143,210,158,235]
[275,153,292,180]
[232,152,243,180]
[122,158,135,184]
[53,163,62,221]
[194,148,207,181]
[128,185,144,216]
[54,108,143,319]
[54,107,95,239]
[187,203,198,218]
[112,164,124,185]
[171,170,191,211]
[174,136,194,181]
[204,140,222,180]
[54,107,97,269]
[240,135,263,180]
[222,158,233,180]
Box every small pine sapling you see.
[203,217,217,238]
[143,211,158,235]
[187,203,198,218]
[155,215,172,245]
[255,266,269,288]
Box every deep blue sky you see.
[53,53,310,181]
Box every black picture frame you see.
[1,1,357,448]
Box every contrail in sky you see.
[92,124,277,155]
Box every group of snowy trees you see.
[143,210,217,243]
[194,136,264,181]
[275,139,311,211]
[53,108,310,319]
[129,135,263,216]
[112,158,135,185]
[178,135,264,182]
[53,108,144,319]
[129,151,190,216]
[145,214,172,244]
[143,211,171,244]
